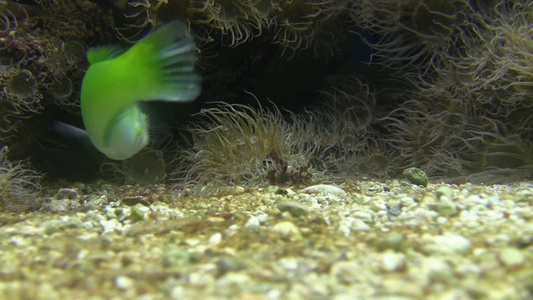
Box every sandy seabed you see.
[1,179,532,300]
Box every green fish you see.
[80,20,201,160]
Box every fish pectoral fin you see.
[87,45,126,65]
[103,105,146,147]
[103,109,126,147]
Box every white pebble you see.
[382,252,406,272]
[114,276,134,290]
[244,216,261,229]
[209,233,222,246]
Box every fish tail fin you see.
[129,20,202,102]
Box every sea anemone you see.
[354,138,399,178]
[451,124,533,183]
[449,0,533,108]
[101,137,179,185]
[0,67,44,137]
[177,98,324,194]
[115,0,165,43]
[349,0,475,73]
[271,0,348,57]
[378,96,468,177]
[189,0,271,47]
[310,78,382,172]
[0,0,27,35]
[0,146,42,211]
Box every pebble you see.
[400,196,416,207]
[436,186,454,199]
[130,206,146,223]
[277,200,309,217]
[216,257,243,276]
[422,234,472,255]
[369,200,386,212]
[209,232,222,246]
[271,221,300,237]
[351,211,373,224]
[435,201,458,217]
[301,184,346,195]
[347,217,370,231]
[381,252,407,272]
[376,233,405,252]
[498,247,525,267]
[114,276,134,290]
[99,219,123,234]
[244,216,261,229]
[388,201,403,216]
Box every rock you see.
[55,188,80,200]
[41,198,80,212]
[403,167,429,187]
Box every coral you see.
[177,99,324,194]
[0,146,42,211]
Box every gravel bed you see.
[1,179,532,299]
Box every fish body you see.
[81,20,201,160]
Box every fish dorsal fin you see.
[87,45,125,65]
